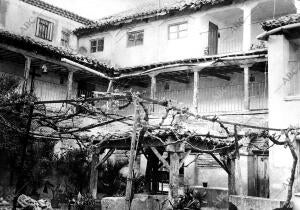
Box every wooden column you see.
[107,80,114,92]
[243,65,250,110]
[89,153,99,199]
[150,74,157,112]
[166,137,185,208]
[125,100,140,210]
[228,157,237,196]
[169,152,180,206]
[67,70,74,99]
[22,56,31,94]
[193,71,200,114]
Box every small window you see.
[61,31,70,47]
[168,22,188,40]
[35,17,54,41]
[127,30,144,47]
[90,38,104,53]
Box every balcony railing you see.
[155,82,268,114]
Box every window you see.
[61,31,70,47]
[127,30,144,47]
[168,22,188,40]
[35,17,54,41]
[90,38,104,53]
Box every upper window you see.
[168,22,188,40]
[127,30,144,47]
[35,17,54,41]
[61,31,70,47]
[90,38,104,53]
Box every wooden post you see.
[193,71,199,114]
[169,152,180,207]
[22,56,31,94]
[243,65,250,111]
[125,99,140,210]
[90,153,99,199]
[67,70,74,99]
[107,80,114,92]
[228,157,237,196]
[150,74,157,112]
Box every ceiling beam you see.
[158,75,190,84]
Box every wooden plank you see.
[125,100,140,210]
[22,56,31,94]
[150,147,170,170]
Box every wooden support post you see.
[169,152,180,207]
[107,80,114,93]
[22,56,31,94]
[243,65,250,111]
[228,157,237,196]
[90,153,99,199]
[67,70,74,99]
[193,71,199,114]
[125,99,140,210]
[150,74,157,112]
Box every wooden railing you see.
[155,82,268,114]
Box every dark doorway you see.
[208,21,219,55]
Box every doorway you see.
[208,21,219,55]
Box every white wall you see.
[268,35,300,200]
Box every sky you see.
[43,0,152,20]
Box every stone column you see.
[67,70,75,99]
[150,74,157,112]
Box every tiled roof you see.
[0,29,114,75]
[74,0,229,36]
[261,13,300,31]
[20,0,94,25]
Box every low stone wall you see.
[191,186,228,210]
[101,194,168,210]
[229,195,286,210]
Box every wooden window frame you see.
[90,38,104,53]
[168,21,188,40]
[35,17,54,41]
[127,30,144,47]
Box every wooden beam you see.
[179,150,191,168]
[125,100,140,210]
[193,71,199,113]
[22,56,31,94]
[95,148,115,169]
[150,147,170,170]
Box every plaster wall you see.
[268,35,300,200]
